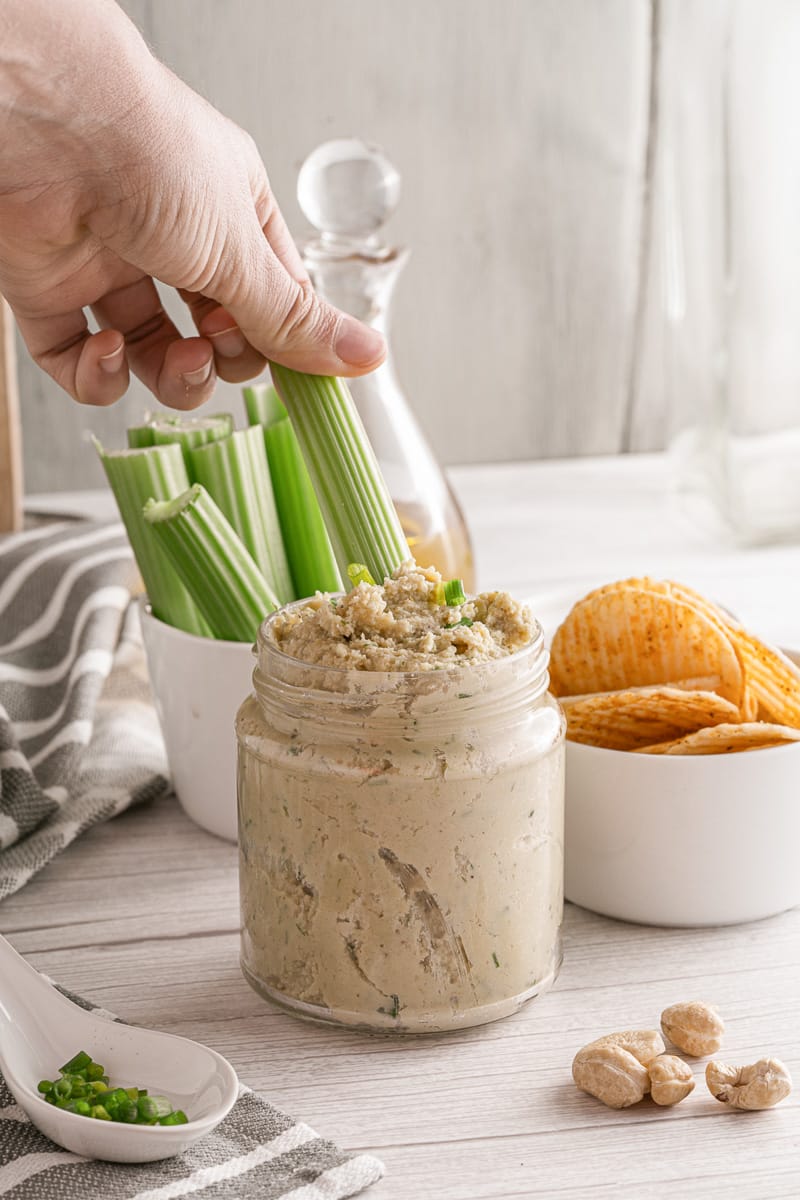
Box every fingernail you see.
[335,318,385,367]
[181,359,213,387]
[99,344,124,374]
[207,324,247,359]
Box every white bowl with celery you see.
[97,368,410,841]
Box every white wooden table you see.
[9,454,800,1199]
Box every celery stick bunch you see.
[99,367,410,641]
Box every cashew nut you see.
[660,1001,724,1057]
[591,1029,666,1075]
[572,1042,650,1109]
[648,1054,695,1106]
[706,1058,792,1110]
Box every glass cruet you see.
[297,138,475,588]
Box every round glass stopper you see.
[297,138,401,241]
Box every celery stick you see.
[144,485,278,642]
[95,440,210,635]
[127,425,155,449]
[151,414,234,453]
[243,383,287,428]
[263,417,342,597]
[243,381,342,596]
[127,412,233,453]
[187,427,295,605]
[269,365,409,586]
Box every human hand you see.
[0,0,385,409]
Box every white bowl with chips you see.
[564,700,800,926]
[540,579,800,927]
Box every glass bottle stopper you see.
[297,138,401,254]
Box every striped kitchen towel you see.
[0,986,385,1199]
[0,519,170,898]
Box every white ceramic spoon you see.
[0,933,239,1163]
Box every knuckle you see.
[273,279,334,349]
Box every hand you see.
[0,0,385,409]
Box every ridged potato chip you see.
[722,628,800,729]
[574,578,757,717]
[652,581,796,724]
[550,576,800,755]
[637,723,800,756]
[562,686,740,751]
[549,585,744,706]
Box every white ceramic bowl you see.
[139,600,254,842]
[563,649,800,927]
[565,736,800,926]
[528,588,800,926]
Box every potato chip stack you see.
[548,579,800,754]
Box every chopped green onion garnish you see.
[347,562,376,588]
[60,1051,92,1074]
[159,1110,189,1126]
[432,582,445,605]
[270,364,410,587]
[444,578,467,606]
[144,484,279,642]
[453,617,473,628]
[41,1053,188,1126]
[140,1095,175,1119]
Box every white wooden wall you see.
[12,0,688,491]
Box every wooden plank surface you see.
[6,459,800,1197]
[0,296,23,532]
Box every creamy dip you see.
[236,566,565,1032]
[269,561,536,671]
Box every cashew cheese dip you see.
[269,561,537,670]
[236,564,565,1033]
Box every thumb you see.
[211,215,386,378]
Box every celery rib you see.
[143,485,278,642]
[262,418,342,597]
[188,427,295,605]
[95,440,210,635]
[269,365,409,586]
[243,384,287,428]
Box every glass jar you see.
[236,607,565,1033]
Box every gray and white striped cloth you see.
[0,519,385,1198]
[0,519,169,898]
